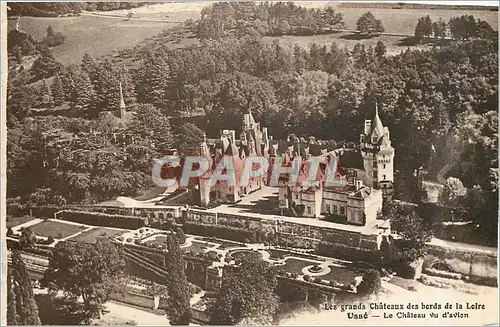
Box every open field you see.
[8,3,497,65]
[300,4,498,34]
[70,227,125,244]
[7,15,180,65]
[29,220,83,239]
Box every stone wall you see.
[424,243,497,285]
[109,290,167,310]
[183,209,383,262]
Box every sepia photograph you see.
[2,0,499,325]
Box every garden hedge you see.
[60,210,146,229]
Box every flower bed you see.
[308,264,323,273]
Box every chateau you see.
[197,106,395,227]
[198,109,272,206]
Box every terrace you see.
[115,226,364,288]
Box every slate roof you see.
[338,149,365,171]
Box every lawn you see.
[283,258,319,275]
[321,265,359,285]
[182,240,214,254]
[70,227,125,244]
[6,216,37,228]
[143,234,170,246]
[29,220,84,239]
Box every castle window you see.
[372,136,377,143]
[295,193,299,200]
[307,206,311,214]
[383,164,386,169]
[383,175,386,180]
[340,206,345,215]
[333,205,337,213]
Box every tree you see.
[175,227,187,244]
[10,250,42,325]
[165,235,191,325]
[7,83,37,126]
[432,18,447,39]
[375,40,386,59]
[440,176,467,206]
[31,46,61,80]
[51,74,65,106]
[44,239,125,319]
[38,78,52,106]
[209,256,279,325]
[128,104,173,153]
[19,227,37,249]
[7,268,20,325]
[44,25,65,47]
[356,12,384,36]
[390,210,432,263]
[357,269,381,296]
[73,71,96,116]
[414,16,433,42]
[175,123,204,155]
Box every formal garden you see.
[113,226,364,290]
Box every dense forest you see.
[7,2,154,17]
[6,3,498,241]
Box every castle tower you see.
[360,104,395,198]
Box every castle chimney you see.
[243,114,250,129]
[364,120,371,135]
[355,179,364,190]
[230,130,236,144]
[262,127,269,146]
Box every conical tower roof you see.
[370,103,384,139]
[119,82,126,109]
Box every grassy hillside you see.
[7,2,498,65]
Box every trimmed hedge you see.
[60,210,146,229]
[424,268,462,280]
[183,222,258,243]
